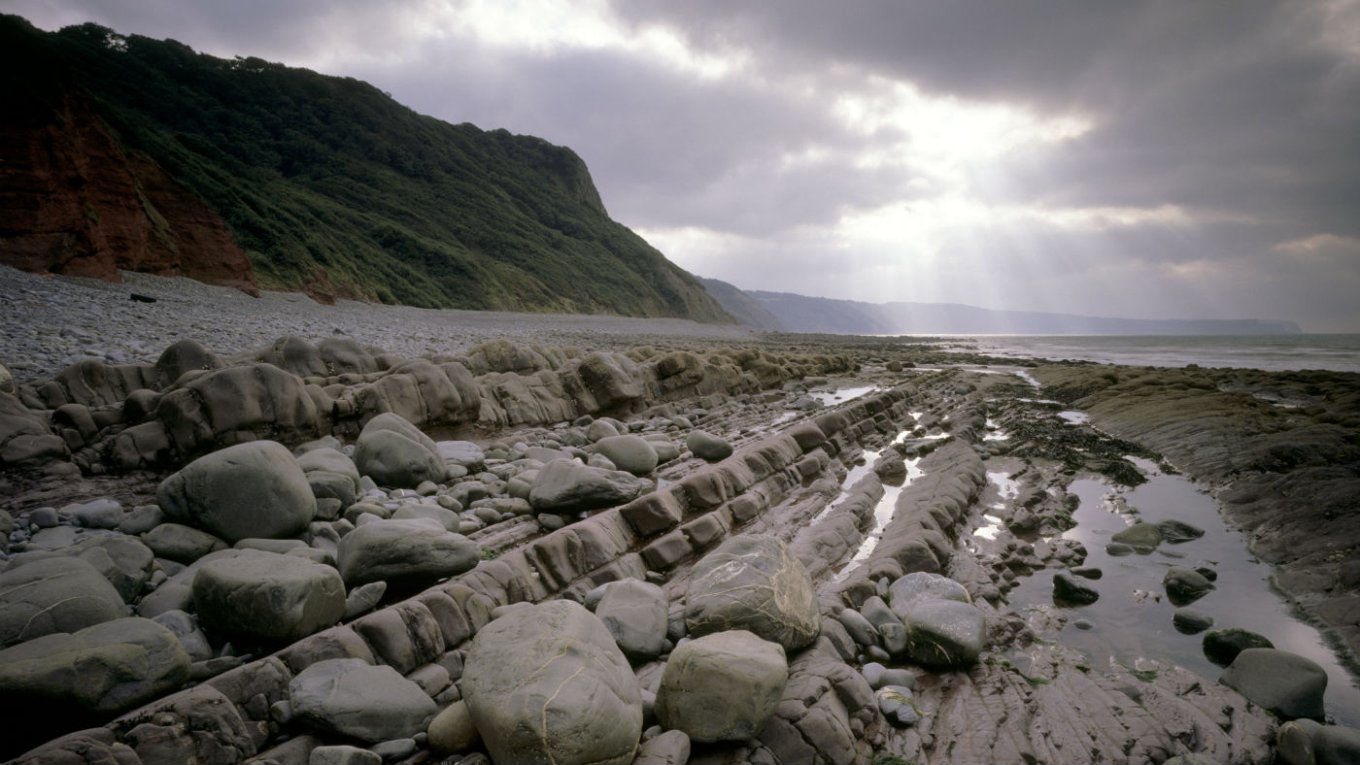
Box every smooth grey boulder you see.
[901,599,988,668]
[1164,566,1215,606]
[192,550,345,642]
[1277,719,1323,765]
[11,532,155,604]
[353,413,446,488]
[337,518,479,587]
[298,447,361,507]
[143,521,227,562]
[685,430,733,462]
[462,600,642,765]
[877,685,920,727]
[889,572,971,617]
[684,535,820,652]
[595,578,669,660]
[0,616,190,717]
[310,746,382,765]
[289,658,437,743]
[528,459,650,513]
[594,435,658,476]
[157,440,317,543]
[1053,571,1100,606]
[0,556,127,647]
[1221,648,1327,720]
[654,630,788,743]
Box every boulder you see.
[436,440,485,468]
[463,600,642,765]
[192,550,346,642]
[1316,725,1360,765]
[1221,648,1327,720]
[153,339,224,387]
[1164,566,1215,606]
[593,435,659,476]
[1110,522,1161,550]
[298,447,361,507]
[353,413,446,488]
[143,522,227,562]
[1156,519,1206,543]
[336,518,479,588]
[289,658,438,743]
[685,430,733,462]
[426,700,479,754]
[632,730,691,765]
[684,535,820,652]
[594,579,669,660]
[156,440,317,543]
[1172,608,1214,634]
[528,459,650,513]
[1203,627,1274,666]
[0,617,190,719]
[0,556,127,647]
[1053,571,1100,606]
[654,630,788,743]
[888,572,971,617]
[901,599,987,668]
[1277,719,1323,765]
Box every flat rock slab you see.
[157,440,316,543]
[684,534,820,652]
[192,549,345,642]
[289,658,437,743]
[463,600,642,765]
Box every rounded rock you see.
[192,550,345,643]
[684,534,820,652]
[156,440,317,543]
[654,630,788,743]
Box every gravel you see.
[0,265,760,384]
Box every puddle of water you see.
[974,514,1005,540]
[1057,410,1090,425]
[811,385,878,406]
[832,455,924,582]
[1008,472,1360,725]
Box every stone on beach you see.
[1203,627,1274,666]
[191,549,346,642]
[1164,566,1215,606]
[684,534,820,652]
[528,458,650,513]
[900,599,988,668]
[462,600,642,765]
[1110,522,1162,551]
[336,518,479,587]
[685,429,733,462]
[594,578,669,660]
[654,630,788,743]
[0,556,127,647]
[289,657,437,743]
[1053,570,1100,606]
[0,616,190,720]
[353,412,446,488]
[593,434,659,475]
[156,440,317,543]
[1220,648,1327,720]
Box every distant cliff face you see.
[0,16,731,322]
[0,91,256,292]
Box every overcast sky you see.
[9,0,1360,330]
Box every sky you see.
[8,1,1360,331]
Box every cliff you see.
[0,15,731,321]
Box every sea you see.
[936,334,1360,374]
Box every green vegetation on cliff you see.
[0,15,730,320]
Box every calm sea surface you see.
[941,334,1360,373]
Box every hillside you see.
[0,15,731,321]
[746,289,1302,335]
[697,277,785,330]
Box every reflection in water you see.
[1009,463,1360,726]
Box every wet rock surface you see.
[0,270,1356,763]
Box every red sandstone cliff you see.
[0,90,258,294]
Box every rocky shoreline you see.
[2,268,1359,765]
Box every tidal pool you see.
[1008,461,1360,725]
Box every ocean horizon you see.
[931,333,1360,374]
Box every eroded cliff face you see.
[0,90,257,294]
